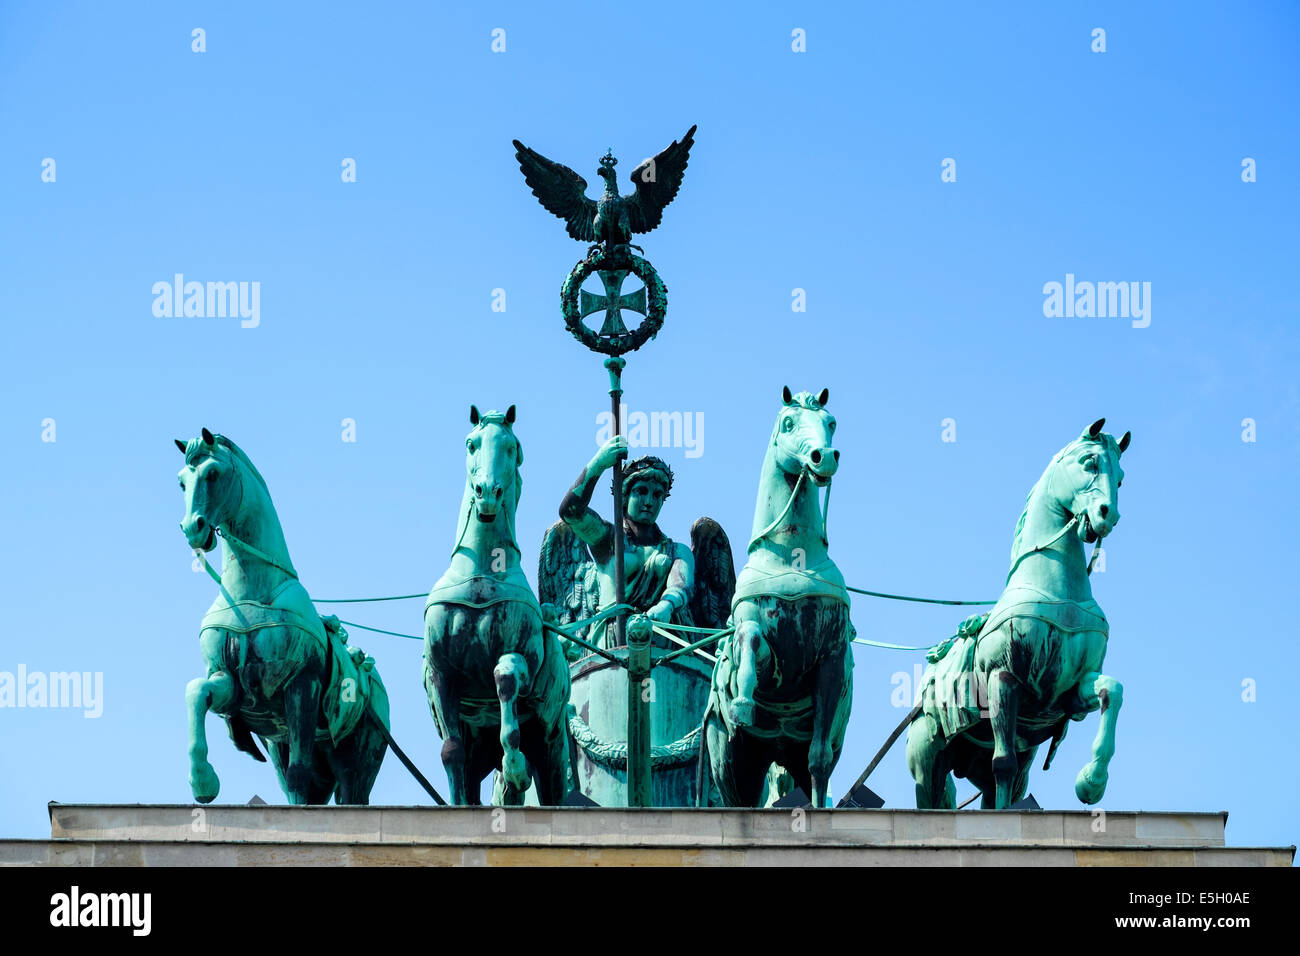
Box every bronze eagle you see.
[512,125,697,250]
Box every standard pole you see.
[604,356,650,807]
[605,357,627,650]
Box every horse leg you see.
[185,672,233,804]
[905,713,956,809]
[988,668,1020,809]
[1012,746,1036,805]
[329,715,386,805]
[533,718,569,806]
[706,712,740,806]
[495,652,532,800]
[729,615,768,729]
[1073,671,1123,804]
[807,651,847,808]
[424,607,471,805]
[729,732,771,808]
[282,670,322,804]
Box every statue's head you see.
[620,455,673,526]
[174,428,244,552]
[1051,418,1131,543]
[771,386,839,486]
[466,404,522,522]
[598,150,618,188]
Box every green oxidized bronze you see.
[176,429,389,804]
[560,248,667,356]
[542,437,734,652]
[539,434,735,806]
[905,419,1132,808]
[514,125,694,356]
[703,388,854,808]
[423,406,572,805]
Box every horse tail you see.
[228,714,267,762]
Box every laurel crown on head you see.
[618,455,674,500]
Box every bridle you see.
[190,447,299,584]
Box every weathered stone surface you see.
[48,804,1238,848]
[2,838,1291,868]
[23,803,1290,867]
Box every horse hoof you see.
[730,697,756,728]
[502,751,530,791]
[1074,761,1108,804]
[190,762,220,804]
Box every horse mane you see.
[184,434,270,492]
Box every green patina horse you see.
[177,429,389,804]
[424,406,572,805]
[704,387,854,808]
[906,419,1131,809]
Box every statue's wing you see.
[624,124,697,234]
[689,516,736,632]
[512,140,598,242]
[539,519,600,639]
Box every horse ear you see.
[1087,418,1105,439]
[469,405,480,426]
[174,439,187,454]
[505,404,516,425]
[782,385,793,404]
[817,388,829,407]
[201,427,215,445]
[1118,431,1131,453]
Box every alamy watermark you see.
[1042,274,1150,328]
[596,404,704,459]
[50,886,150,935]
[0,666,103,718]
[152,274,260,328]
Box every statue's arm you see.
[648,542,694,622]
[560,436,627,559]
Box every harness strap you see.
[751,467,831,549]
[1004,513,1082,583]
[215,525,299,579]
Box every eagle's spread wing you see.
[512,140,597,242]
[624,124,697,235]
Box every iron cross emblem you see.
[579,269,648,337]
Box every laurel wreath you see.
[560,249,667,356]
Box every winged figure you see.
[513,125,697,253]
[538,437,734,658]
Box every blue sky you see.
[1,1,1297,850]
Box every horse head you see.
[175,428,241,552]
[466,404,522,523]
[771,386,838,486]
[1052,418,1131,543]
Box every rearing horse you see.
[906,419,1131,808]
[177,429,389,804]
[704,387,854,807]
[423,405,571,805]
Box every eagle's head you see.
[598,150,618,187]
